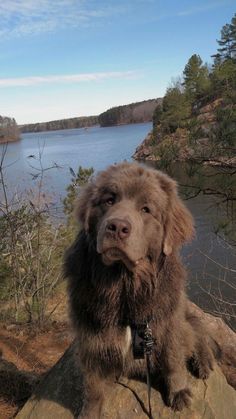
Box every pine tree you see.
[211,13,236,95]
[217,24,234,60]
[161,87,191,133]
[212,59,236,94]
[214,14,236,61]
[229,13,236,58]
[152,104,163,129]
[183,54,210,101]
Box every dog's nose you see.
[106,219,131,240]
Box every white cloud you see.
[0,71,138,87]
[177,1,231,17]
[0,1,229,40]
[0,0,125,39]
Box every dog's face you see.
[75,163,194,271]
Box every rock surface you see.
[16,303,236,419]
[188,303,236,390]
[132,97,236,166]
[16,345,236,419]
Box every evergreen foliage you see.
[183,54,210,101]
[151,11,236,163]
[160,87,191,133]
[214,107,236,147]
[152,104,163,130]
[214,14,236,61]
[212,59,236,95]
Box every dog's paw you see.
[169,388,192,411]
[189,352,214,380]
[197,358,214,380]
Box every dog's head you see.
[75,163,194,271]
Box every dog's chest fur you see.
[75,323,133,376]
[66,233,185,374]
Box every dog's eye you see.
[105,196,115,206]
[141,206,150,214]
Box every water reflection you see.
[146,161,236,330]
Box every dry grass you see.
[0,318,72,418]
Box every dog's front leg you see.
[79,373,105,419]
[160,335,192,412]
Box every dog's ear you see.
[157,173,195,256]
[74,183,94,231]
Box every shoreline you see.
[20,120,153,135]
[0,136,21,145]
[132,131,236,168]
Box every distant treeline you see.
[98,99,162,127]
[20,99,161,133]
[20,115,99,133]
[1,99,162,140]
[0,116,20,144]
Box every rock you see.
[198,99,223,115]
[133,132,154,160]
[16,342,83,419]
[187,302,236,389]
[16,305,236,419]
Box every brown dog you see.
[65,162,215,418]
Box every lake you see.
[1,123,151,199]
[0,122,235,328]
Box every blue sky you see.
[0,0,235,124]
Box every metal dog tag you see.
[132,323,155,359]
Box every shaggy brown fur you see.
[65,162,215,418]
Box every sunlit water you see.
[2,123,151,196]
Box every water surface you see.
[2,123,151,198]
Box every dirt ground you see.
[0,320,72,419]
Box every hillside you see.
[20,99,161,133]
[133,97,236,166]
[0,116,20,144]
[20,115,99,133]
[134,14,236,167]
[98,98,162,127]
